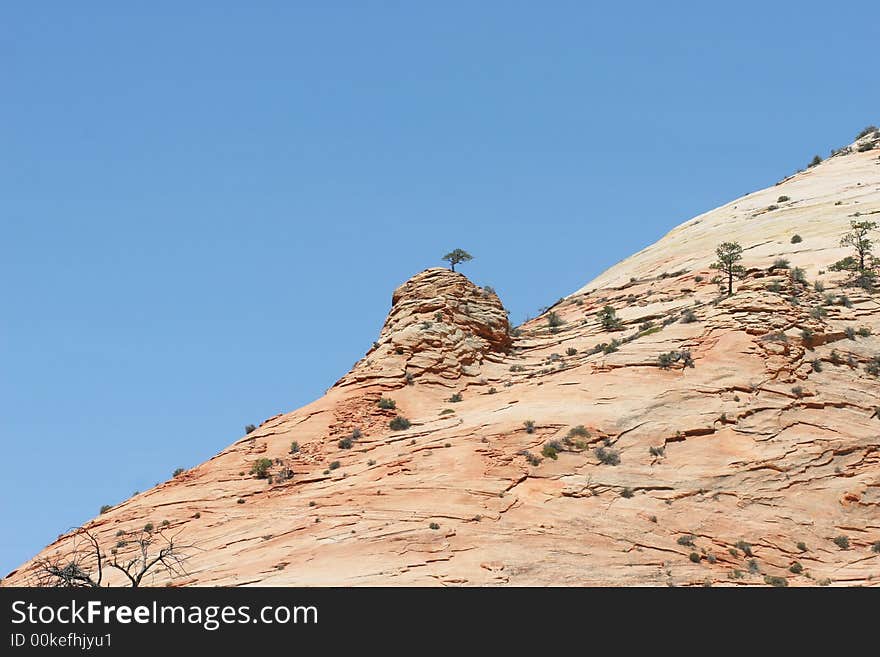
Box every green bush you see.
[250,458,273,479]
[449,393,463,403]
[764,575,788,587]
[791,267,807,284]
[329,461,340,470]
[791,386,804,398]
[649,445,665,457]
[856,125,879,139]
[796,541,808,552]
[773,258,790,269]
[620,487,634,498]
[338,437,353,449]
[389,416,411,431]
[377,397,396,410]
[790,234,802,244]
[681,309,698,323]
[808,154,822,167]
[598,305,623,331]
[789,562,803,574]
[245,424,257,434]
[689,552,701,563]
[290,441,300,454]
[541,444,559,460]
[595,446,620,466]
[677,535,696,547]
[778,195,791,202]
[523,420,535,434]
[735,540,753,557]
[833,535,850,549]
[547,311,564,328]
[100,504,112,514]
[429,522,440,530]
[172,467,185,478]
[566,347,578,356]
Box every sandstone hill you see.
[5,129,880,587]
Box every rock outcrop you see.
[4,132,880,587]
[339,268,511,388]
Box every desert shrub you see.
[689,552,701,563]
[567,425,590,439]
[440,408,454,415]
[289,441,300,454]
[833,535,850,549]
[143,522,154,533]
[649,445,665,457]
[789,234,802,244]
[800,328,814,342]
[681,309,698,323]
[389,416,411,431]
[813,281,825,293]
[488,387,497,394]
[566,347,578,356]
[811,359,823,372]
[620,487,634,498]
[796,541,808,552]
[377,397,396,410]
[547,311,564,328]
[790,267,807,284]
[858,327,871,337]
[523,420,535,434]
[858,141,875,152]
[523,451,541,466]
[767,204,779,211]
[856,125,879,139]
[598,305,623,331]
[837,294,852,307]
[791,386,804,398]
[764,575,788,587]
[510,364,525,372]
[789,562,803,574]
[245,424,257,434]
[767,281,783,293]
[541,444,559,460]
[338,437,353,449]
[845,326,856,340]
[872,541,880,553]
[405,372,415,385]
[677,535,696,547]
[808,154,822,167]
[658,350,694,369]
[748,559,760,574]
[328,461,340,470]
[603,339,621,354]
[250,458,273,479]
[735,540,753,557]
[172,467,185,478]
[449,393,462,403]
[595,446,620,466]
[429,522,440,530]
[778,195,791,202]
[865,356,880,377]
[100,504,112,514]
[773,258,790,269]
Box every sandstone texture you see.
[5,132,880,587]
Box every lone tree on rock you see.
[442,249,473,272]
[711,241,745,296]
[830,219,877,290]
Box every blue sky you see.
[1,2,877,576]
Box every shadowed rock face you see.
[5,134,880,587]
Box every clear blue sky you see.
[1,2,877,576]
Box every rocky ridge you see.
[4,130,880,587]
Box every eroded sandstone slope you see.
[5,132,880,587]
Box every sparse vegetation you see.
[811,359,823,372]
[100,505,112,514]
[829,219,878,290]
[338,437,353,449]
[764,575,788,587]
[808,154,822,168]
[523,420,536,434]
[389,416,411,431]
[541,443,559,460]
[377,397,396,410]
[778,195,790,203]
[566,347,578,356]
[680,309,697,323]
[250,458,273,479]
[328,461,340,470]
[595,446,620,466]
[735,540,753,557]
[791,385,804,398]
[547,311,564,328]
[856,125,879,140]
[621,487,634,498]
[429,522,440,530]
[172,468,185,478]
[598,305,623,331]
[790,234,802,244]
[833,535,850,550]
[689,552,701,563]
[449,392,463,403]
[677,535,696,547]
[658,350,694,369]
[289,441,300,454]
[790,267,807,284]
[649,445,665,457]
[797,541,808,552]
[245,424,257,434]
[789,562,803,574]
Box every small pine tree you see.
[441,249,473,272]
[829,220,878,290]
[711,242,745,295]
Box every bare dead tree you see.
[33,526,192,588]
